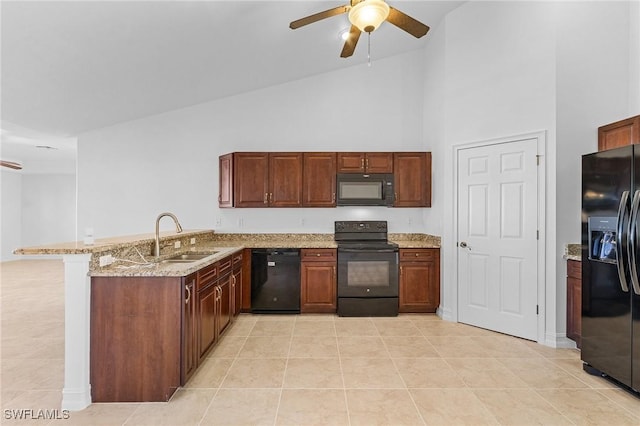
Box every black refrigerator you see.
[582,145,640,393]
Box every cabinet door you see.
[303,152,337,207]
[301,262,336,313]
[337,153,365,173]
[394,152,431,207]
[269,153,303,207]
[218,153,234,208]
[217,278,232,335]
[566,260,582,347]
[365,153,393,173]
[182,275,197,385]
[598,115,640,151]
[399,249,440,313]
[234,153,269,207]
[198,283,217,359]
[231,267,242,318]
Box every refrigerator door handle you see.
[628,190,640,295]
[616,190,630,293]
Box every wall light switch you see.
[190,238,196,245]
[99,254,114,267]
[174,241,181,249]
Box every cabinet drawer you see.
[197,263,218,291]
[301,248,337,262]
[218,256,233,277]
[399,249,435,261]
[567,260,582,280]
[232,252,243,268]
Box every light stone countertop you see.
[15,230,441,277]
[565,243,581,261]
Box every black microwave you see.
[336,173,394,206]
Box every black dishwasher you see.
[251,248,300,313]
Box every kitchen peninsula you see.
[15,229,440,408]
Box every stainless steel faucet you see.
[154,212,183,258]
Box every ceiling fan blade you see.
[1,160,22,170]
[290,5,349,29]
[386,7,430,38]
[340,25,361,58]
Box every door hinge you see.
[536,305,539,315]
[536,155,541,166]
[537,230,539,240]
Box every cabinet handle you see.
[366,158,369,169]
[415,253,419,257]
[361,158,365,169]
[264,193,268,204]
[395,192,398,202]
[333,266,336,279]
[400,266,403,275]
[269,192,273,203]
[231,274,236,287]
[185,284,191,305]
[332,192,336,203]
[316,253,321,257]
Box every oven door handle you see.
[338,248,398,253]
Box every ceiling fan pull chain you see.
[368,32,371,67]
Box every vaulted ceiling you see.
[1,1,463,138]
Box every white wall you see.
[555,0,638,338]
[1,170,22,260]
[77,49,430,238]
[21,174,76,247]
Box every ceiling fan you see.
[1,160,23,170]
[289,0,430,58]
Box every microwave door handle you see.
[616,190,630,293]
[629,190,640,295]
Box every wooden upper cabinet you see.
[394,152,431,207]
[234,153,269,207]
[269,153,303,207]
[303,153,336,207]
[218,153,233,208]
[337,152,393,173]
[598,115,640,151]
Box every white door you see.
[457,138,538,340]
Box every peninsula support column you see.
[61,254,92,410]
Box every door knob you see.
[459,241,471,250]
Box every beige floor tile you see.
[393,358,467,388]
[537,388,640,425]
[249,319,294,336]
[410,388,499,425]
[445,358,529,388]
[474,389,573,425]
[184,357,234,389]
[292,320,336,336]
[337,336,389,358]
[1,390,64,426]
[383,336,440,358]
[416,320,493,337]
[334,318,379,336]
[283,358,344,388]
[373,318,423,336]
[207,336,246,358]
[288,335,339,358]
[223,321,255,337]
[2,359,64,391]
[497,357,591,389]
[597,389,640,419]
[523,340,581,359]
[123,389,215,426]
[346,389,424,425]
[201,388,280,426]
[221,358,287,388]
[427,336,496,358]
[471,335,542,358]
[237,336,291,358]
[295,314,336,322]
[276,389,349,426]
[341,358,405,389]
[52,403,139,426]
[550,358,621,389]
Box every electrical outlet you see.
[99,254,114,267]
[190,238,196,245]
[174,241,181,249]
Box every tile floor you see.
[2,259,640,425]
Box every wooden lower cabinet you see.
[567,259,582,348]
[398,248,440,313]
[231,251,243,318]
[300,249,337,313]
[90,250,242,402]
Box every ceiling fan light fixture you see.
[348,0,390,33]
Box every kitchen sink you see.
[160,251,218,264]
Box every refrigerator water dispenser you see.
[588,216,618,263]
